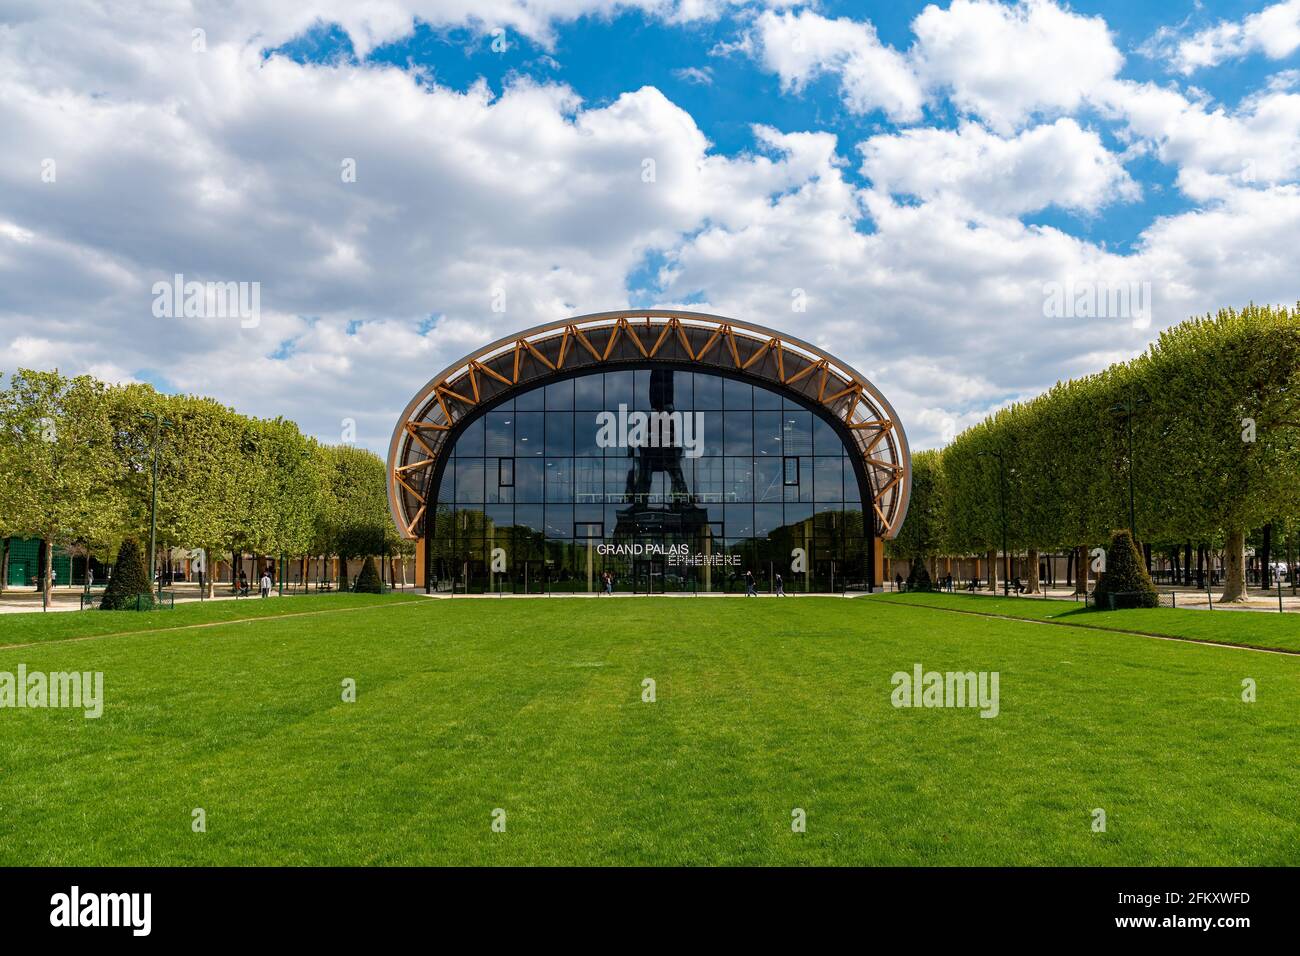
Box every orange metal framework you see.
[387,310,911,541]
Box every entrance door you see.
[633,558,664,594]
[515,559,547,595]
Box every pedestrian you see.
[87,567,94,589]
[745,569,757,597]
[259,570,271,598]
[238,569,248,596]
[775,572,785,597]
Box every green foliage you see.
[99,538,154,611]
[352,555,384,593]
[1093,529,1159,609]
[905,560,933,592]
[887,449,945,559]
[907,304,1300,600]
[0,370,128,597]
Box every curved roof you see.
[388,310,911,539]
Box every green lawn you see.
[1,594,1297,866]
[0,592,419,646]
[876,590,1300,652]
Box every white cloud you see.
[911,0,1124,133]
[749,9,926,122]
[1152,0,1300,75]
[858,118,1139,216]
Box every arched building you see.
[388,311,910,594]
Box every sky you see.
[3,0,1300,454]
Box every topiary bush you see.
[99,538,154,611]
[1093,529,1159,609]
[905,560,934,592]
[352,556,384,594]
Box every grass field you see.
[1,593,1297,866]
[876,591,1300,652]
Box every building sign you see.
[595,543,741,567]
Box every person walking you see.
[259,569,272,598]
[745,569,757,597]
[775,572,785,597]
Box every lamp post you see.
[979,450,1010,597]
[142,411,173,599]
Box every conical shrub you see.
[906,561,933,592]
[352,556,384,594]
[100,538,154,611]
[1093,529,1159,609]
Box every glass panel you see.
[574,458,603,502]
[724,378,753,409]
[605,370,633,409]
[782,410,812,455]
[545,378,574,410]
[574,410,603,456]
[545,458,572,502]
[633,369,652,409]
[700,411,724,457]
[813,416,843,456]
[545,412,574,456]
[693,372,722,409]
[605,457,632,498]
[753,383,782,410]
[515,504,543,533]
[814,457,844,501]
[516,387,545,411]
[755,457,783,502]
[454,458,484,503]
[695,457,724,502]
[725,457,753,502]
[515,458,544,502]
[574,373,604,409]
[515,412,544,457]
[723,411,753,456]
[485,412,513,456]
[755,503,784,538]
[725,503,754,538]
[545,505,574,538]
[456,416,485,457]
[754,411,782,456]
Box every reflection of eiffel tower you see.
[614,369,708,538]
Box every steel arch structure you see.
[387,310,911,543]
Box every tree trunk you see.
[1074,545,1089,595]
[1221,528,1247,603]
[1065,548,1073,586]
[1027,548,1040,593]
[986,549,997,592]
[42,537,54,604]
[1260,523,1273,590]
[0,537,8,595]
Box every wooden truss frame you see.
[387,310,911,540]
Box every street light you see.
[141,411,173,599]
[978,450,1010,597]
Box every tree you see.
[1093,529,1159,609]
[353,555,384,593]
[0,370,127,603]
[99,538,153,610]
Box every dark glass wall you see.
[426,368,869,593]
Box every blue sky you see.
[3,0,1300,452]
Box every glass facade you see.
[426,368,869,593]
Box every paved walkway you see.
[896,583,1300,613]
[0,582,421,613]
